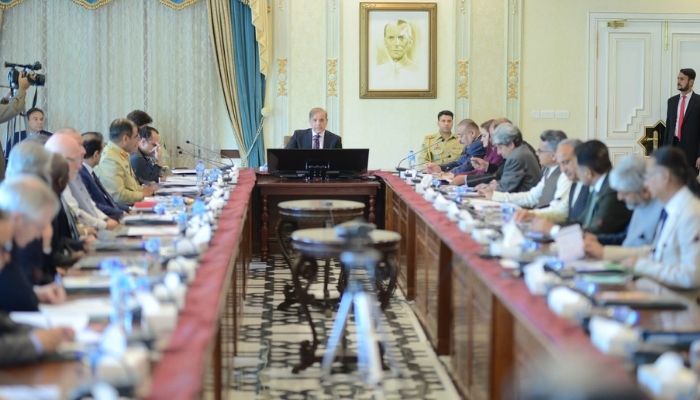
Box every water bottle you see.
[195,160,205,185]
[407,150,416,169]
[109,270,134,334]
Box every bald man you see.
[46,132,118,231]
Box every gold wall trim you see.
[327,58,338,97]
[507,60,519,100]
[457,60,469,99]
[277,58,287,96]
[0,0,24,10]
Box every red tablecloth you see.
[147,168,256,400]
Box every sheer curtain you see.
[0,0,231,167]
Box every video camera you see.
[5,61,45,95]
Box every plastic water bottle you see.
[109,270,134,334]
[195,160,205,185]
[407,150,416,169]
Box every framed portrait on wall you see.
[360,2,437,99]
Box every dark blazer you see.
[285,129,342,149]
[4,130,52,162]
[130,149,162,184]
[497,145,541,193]
[664,92,700,171]
[79,166,125,220]
[441,140,486,173]
[577,175,632,234]
[0,245,39,313]
[567,182,590,224]
[0,312,41,366]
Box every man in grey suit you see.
[475,123,540,193]
[286,107,342,149]
[0,200,74,366]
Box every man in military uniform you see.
[419,110,463,165]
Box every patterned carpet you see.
[229,256,460,399]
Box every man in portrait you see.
[373,19,423,89]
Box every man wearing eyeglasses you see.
[478,130,572,218]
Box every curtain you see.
[249,0,270,77]
[231,0,265,167]
[207,0,245,165]
[0,0,230,168]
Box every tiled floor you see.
[228,257,461,399]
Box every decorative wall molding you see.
[325,0,340,133]
[507,60,519,100]
[457,60,469,99]
[272,0,289,145]
[505,0,522,124]
[327,59,338,97]
[276,58,288,96]
[455,0,471,120]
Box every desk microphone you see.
[185,140,235,167]
[177,148,232,170]
[395,137,445,171]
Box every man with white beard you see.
[583,154,663,260]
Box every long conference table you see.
[3,168,694,398]
[0,169,255,399]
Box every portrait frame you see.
[360,2,437,99]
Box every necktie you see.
[581,189,600,228]
[654,208,668,242]
[677,95,687,140]
[312,134,320,149]
[93,171,118,208]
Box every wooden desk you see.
[377,171,641,399]
[254,173,381,262]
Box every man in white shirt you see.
[478,130,571,217]
[45,132,118,231]
[625,146,700,289]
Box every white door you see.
[590,15,700,162]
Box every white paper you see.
[122,214,176,224]
[10,312,89,332]
[502,220,525,247]
[554,224,585,262]
[155,186,200,195]
[0,385,60,400]
[171,169,197,175]
[40,298,114,318]
[126,226,181,237]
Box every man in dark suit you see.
[285,107,342,149]
[80,132,127,220]
[663,68,700,173]
[0,206,74,366]
[573,140,632,234]
[4,107,52,163]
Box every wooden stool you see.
[276,200,364,311]
[289,227,400,373]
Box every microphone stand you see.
[395,137,445,171]
[176,148,231,170]
[185,140,234,167]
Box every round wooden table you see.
[275,200,365,311]
[288,227,400,373]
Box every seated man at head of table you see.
[473,123,541,193]
[478,129,571,216]
[0,208,74,367]
[621,147,700,289]
[95,118,157,207]
[584,154,664,261]
[285,107,342,149]
[418,110,463,166]
[425,118,485,175]
[80,132,127,221]
[0,175,66,313]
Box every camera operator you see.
[0,74,29,180]
[0,73,29,123]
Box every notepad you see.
[155,186,200,196]
[122,214,176,226]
